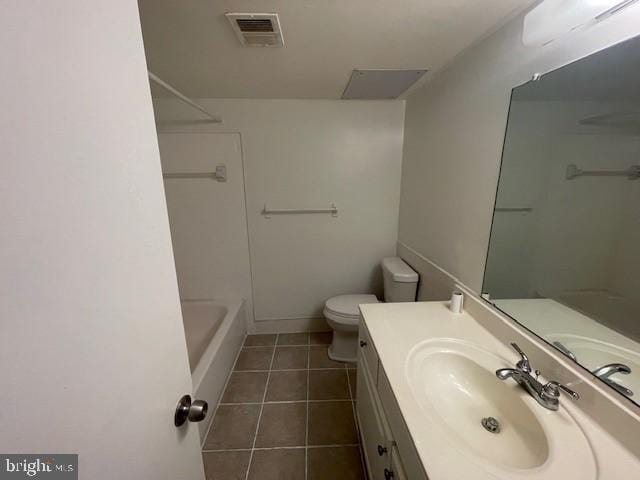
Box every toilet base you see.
[327,329,358,363]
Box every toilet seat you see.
[323,294,379,362]
[324,294,379,325]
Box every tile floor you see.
[202,332,365,480]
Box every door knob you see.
[175,394,208,427]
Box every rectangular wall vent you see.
[225,13,283,47]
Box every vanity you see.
[355,295,640,480]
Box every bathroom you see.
[2,1,640,479]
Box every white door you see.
[0,1,204,479]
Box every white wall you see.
[398,3,640,297]
[159,133,253,319]
[154,99,405,331]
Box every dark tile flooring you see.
[202,332,365,480]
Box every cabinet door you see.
[359,321,379,383]
[378,367,429,480]
[357,355,392,480]
[388,446,408,480]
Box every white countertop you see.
[359,301,640,480]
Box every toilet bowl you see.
[323,257,419,363]
[323,294,380,362]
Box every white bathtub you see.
[180,299,246,442]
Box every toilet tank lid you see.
[382,257,419,283]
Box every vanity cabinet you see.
[357,321,428,480]
[357,351,393,480]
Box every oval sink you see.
[417,351,548,468]
[406,339,596,479]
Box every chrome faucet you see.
[592,363,633,397]
[496,343,579,411]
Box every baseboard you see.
[249,316,329,334]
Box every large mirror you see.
[484,35,640,405]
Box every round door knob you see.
[384,468,395,480]
[360,340,367,347]
[174,395,209,427]
[377,444,387,456]
[188,399,208,422]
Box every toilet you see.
[323,257,419,362]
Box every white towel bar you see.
[261,203,338,218]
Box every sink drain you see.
[481,417,500,434]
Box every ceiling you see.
[138,0,535,99]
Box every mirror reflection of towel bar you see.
[163,166,227,182]
[262,203,338,218]
[163,172,218,179]
[495,207,533,213]
[566,163,640,180]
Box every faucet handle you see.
[510,342,531,373]
[592,363,631,379]
[543,381,579,401]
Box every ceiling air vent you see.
[225,13,284,47]
[342,69,428,99]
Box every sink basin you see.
[405,339,596,479]
[548,334,640,396]
[413,349,548,468]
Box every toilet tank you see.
[381,257,419,302]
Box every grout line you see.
[202,332,249,449]
[202,444,361,453]
[345,361,365,474]
[243,342,330,349]
[244,333,278,480]
[235,367,344,372]
[219,399,350,406]
[298,444,362,449]
[345,364,355,403]
[244,344,307,349]
[305,335,310,480]
[241,345,279,349]
[348,362,367,478]
[202,448,253,453]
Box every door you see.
[0,1,203,479]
